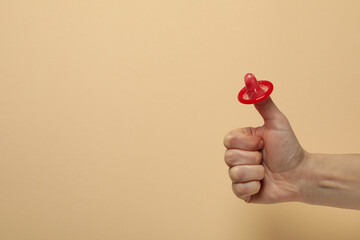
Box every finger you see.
[223,128,263,150]
[224,149,262,167]
[229,165,265,183]
[232,181,261,200]
[254,97,284,122]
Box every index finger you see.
[223,128,263,151]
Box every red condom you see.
[238,73,273,104]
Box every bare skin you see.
[223,97,360,210]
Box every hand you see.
[223,97,307,203]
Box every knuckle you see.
[223,132,240,148]
[232,184,247,199]
[224,150,236,166]
[228,168,234,180]
[235,168,244,180]
[237,183,247,193]
[229,166,244,182]
[223,133,234,148]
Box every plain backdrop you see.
[1,1,360,239]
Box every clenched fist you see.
[223,97,307,204]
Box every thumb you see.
[254,97,284,122]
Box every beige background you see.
[1,0,360,239]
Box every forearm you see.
[298,152,360,210]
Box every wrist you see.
[293,151,318,204]
[294,152,360,209]
[283,150,328,204]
